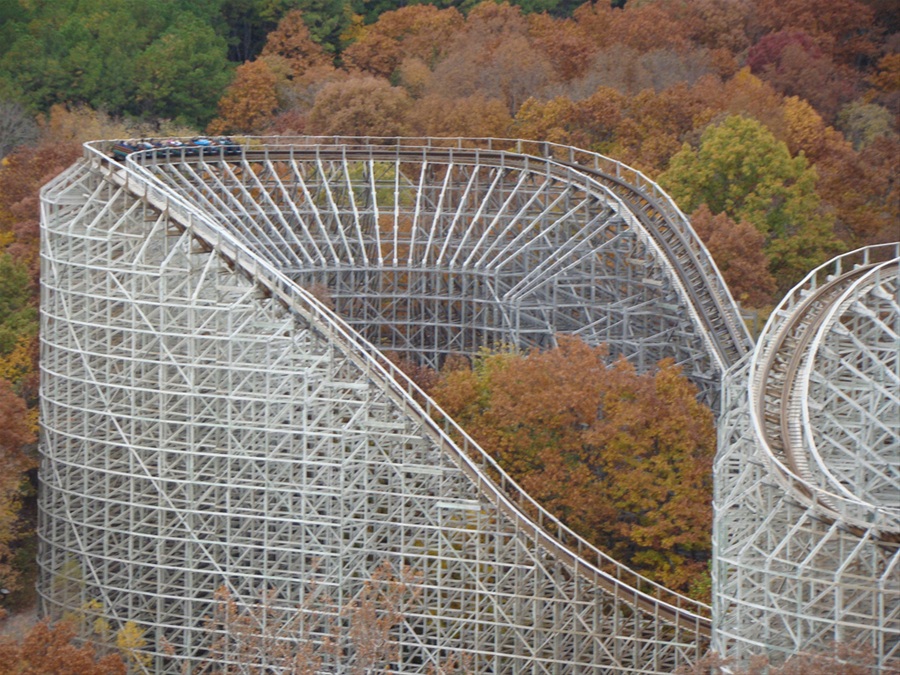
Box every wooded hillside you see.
[0,0,896,645]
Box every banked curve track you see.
[715,244,900,672]
[39,137,750,674]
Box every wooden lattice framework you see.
[38,137,750,673]
[714,244,900,673]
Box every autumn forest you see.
[0,0,897,668]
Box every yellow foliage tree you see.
[115,621,151,670]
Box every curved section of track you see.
[751,246,899,536]
[125,137,749,397]
[38,137,752,673]
[715,244,900,671]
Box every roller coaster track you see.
[750,246,900,539]
[38,137,762,671]
[98,139,717,623]
[715,244,899,671]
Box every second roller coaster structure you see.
[37,137,897,672]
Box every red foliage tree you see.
[0,379,35,599]
[748,31,857,122]
[753,0,880,66]
[0,141,81,275]
[690,205,776,308]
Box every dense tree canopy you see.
[660,115,838,290]
[0,1,232,125]
[0,0,896,638]
[430,337,716,595]
[0,620,126,674]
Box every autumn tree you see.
[817,134,900,247]
[659,0,753,56]
[0,620,126,675]
[689,205,776,308]
[606,81,719,172]
[674,643,876,675]
[307,76,411,137]
[526,13,595,82]
[430,336,716,595]
[752,0,880,66]
[0,379,35,601]
[836,100,897,150]
[207,58,281,135]
[425,3,553,114]
[197,561,449,674]
[342,5,465,80]
[513,87,625,152]
[563,46,716,102]
[570,0,694,55]
[747,30,857,122]
[407,94,512,138]
[0,103,37,161]
[0,255,36,356]
[865,52,900,113]
[0,132,81,281]
[660,114,838,290]
[715,69,791,140]
[746,93,898,249]
[260,9,331,79]
[513,96,582,146]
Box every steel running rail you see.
[85,138,715,638]
[750,243,900,538]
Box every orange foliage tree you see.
[526,13,596,83]
[425,2,552,115]
[0,620,126,675]
[307,76,411,137]
[207,59,281,135]
[430,336,716,596]
[753,0,880,66]
[407,94,512,138]
[260,10,331,80]
[571,1,693,55]
[343,5,464,80]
